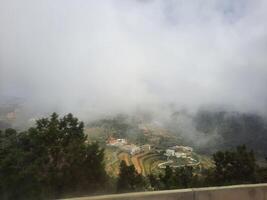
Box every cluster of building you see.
[107,138,127,146]
[106,137,151,155]
[165,145,193,158]
[158,145,199,168]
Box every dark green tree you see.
[173,166,194,188]
[0,113,107,200]
[256,166,267,183]
[212,145,256,185]
[160,165,174,189]
[0,128,43,200]
[148,174,161,190]
[117,160,145,193]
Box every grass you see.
[104,146,121,177]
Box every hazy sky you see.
[1,0,267,118]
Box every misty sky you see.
[1,0,267,118]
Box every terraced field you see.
[105,148,165,176]
[139,153,165,175]
[104,147,121,177]
[105,147,212,177]
[118,152,132,166]
[131,152,147,174]
[127,151,166,176]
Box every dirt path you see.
[118,152,131,166]
[118,152,151,176]
[131,156,142,174]
[131,152,149,175]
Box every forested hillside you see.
[194,110,267,155]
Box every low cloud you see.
[1,0,267,120]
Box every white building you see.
[175,152,187,158]
[165,145,193,158]
[182,146,193,152]
[107,138,127,146]
[121,144,141,155]
[140,144,151,152]
[165,149,175,157]
[130,146,141,155]
[116,139,127,145]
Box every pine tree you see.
[117,160,145,192]
[0,113,107,199]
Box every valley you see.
[85,119,214,177]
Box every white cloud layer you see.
[1,0,267,118]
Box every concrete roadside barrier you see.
[61,183,267,200]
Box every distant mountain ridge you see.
[193,110,267,155]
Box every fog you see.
[1,0,267,121]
